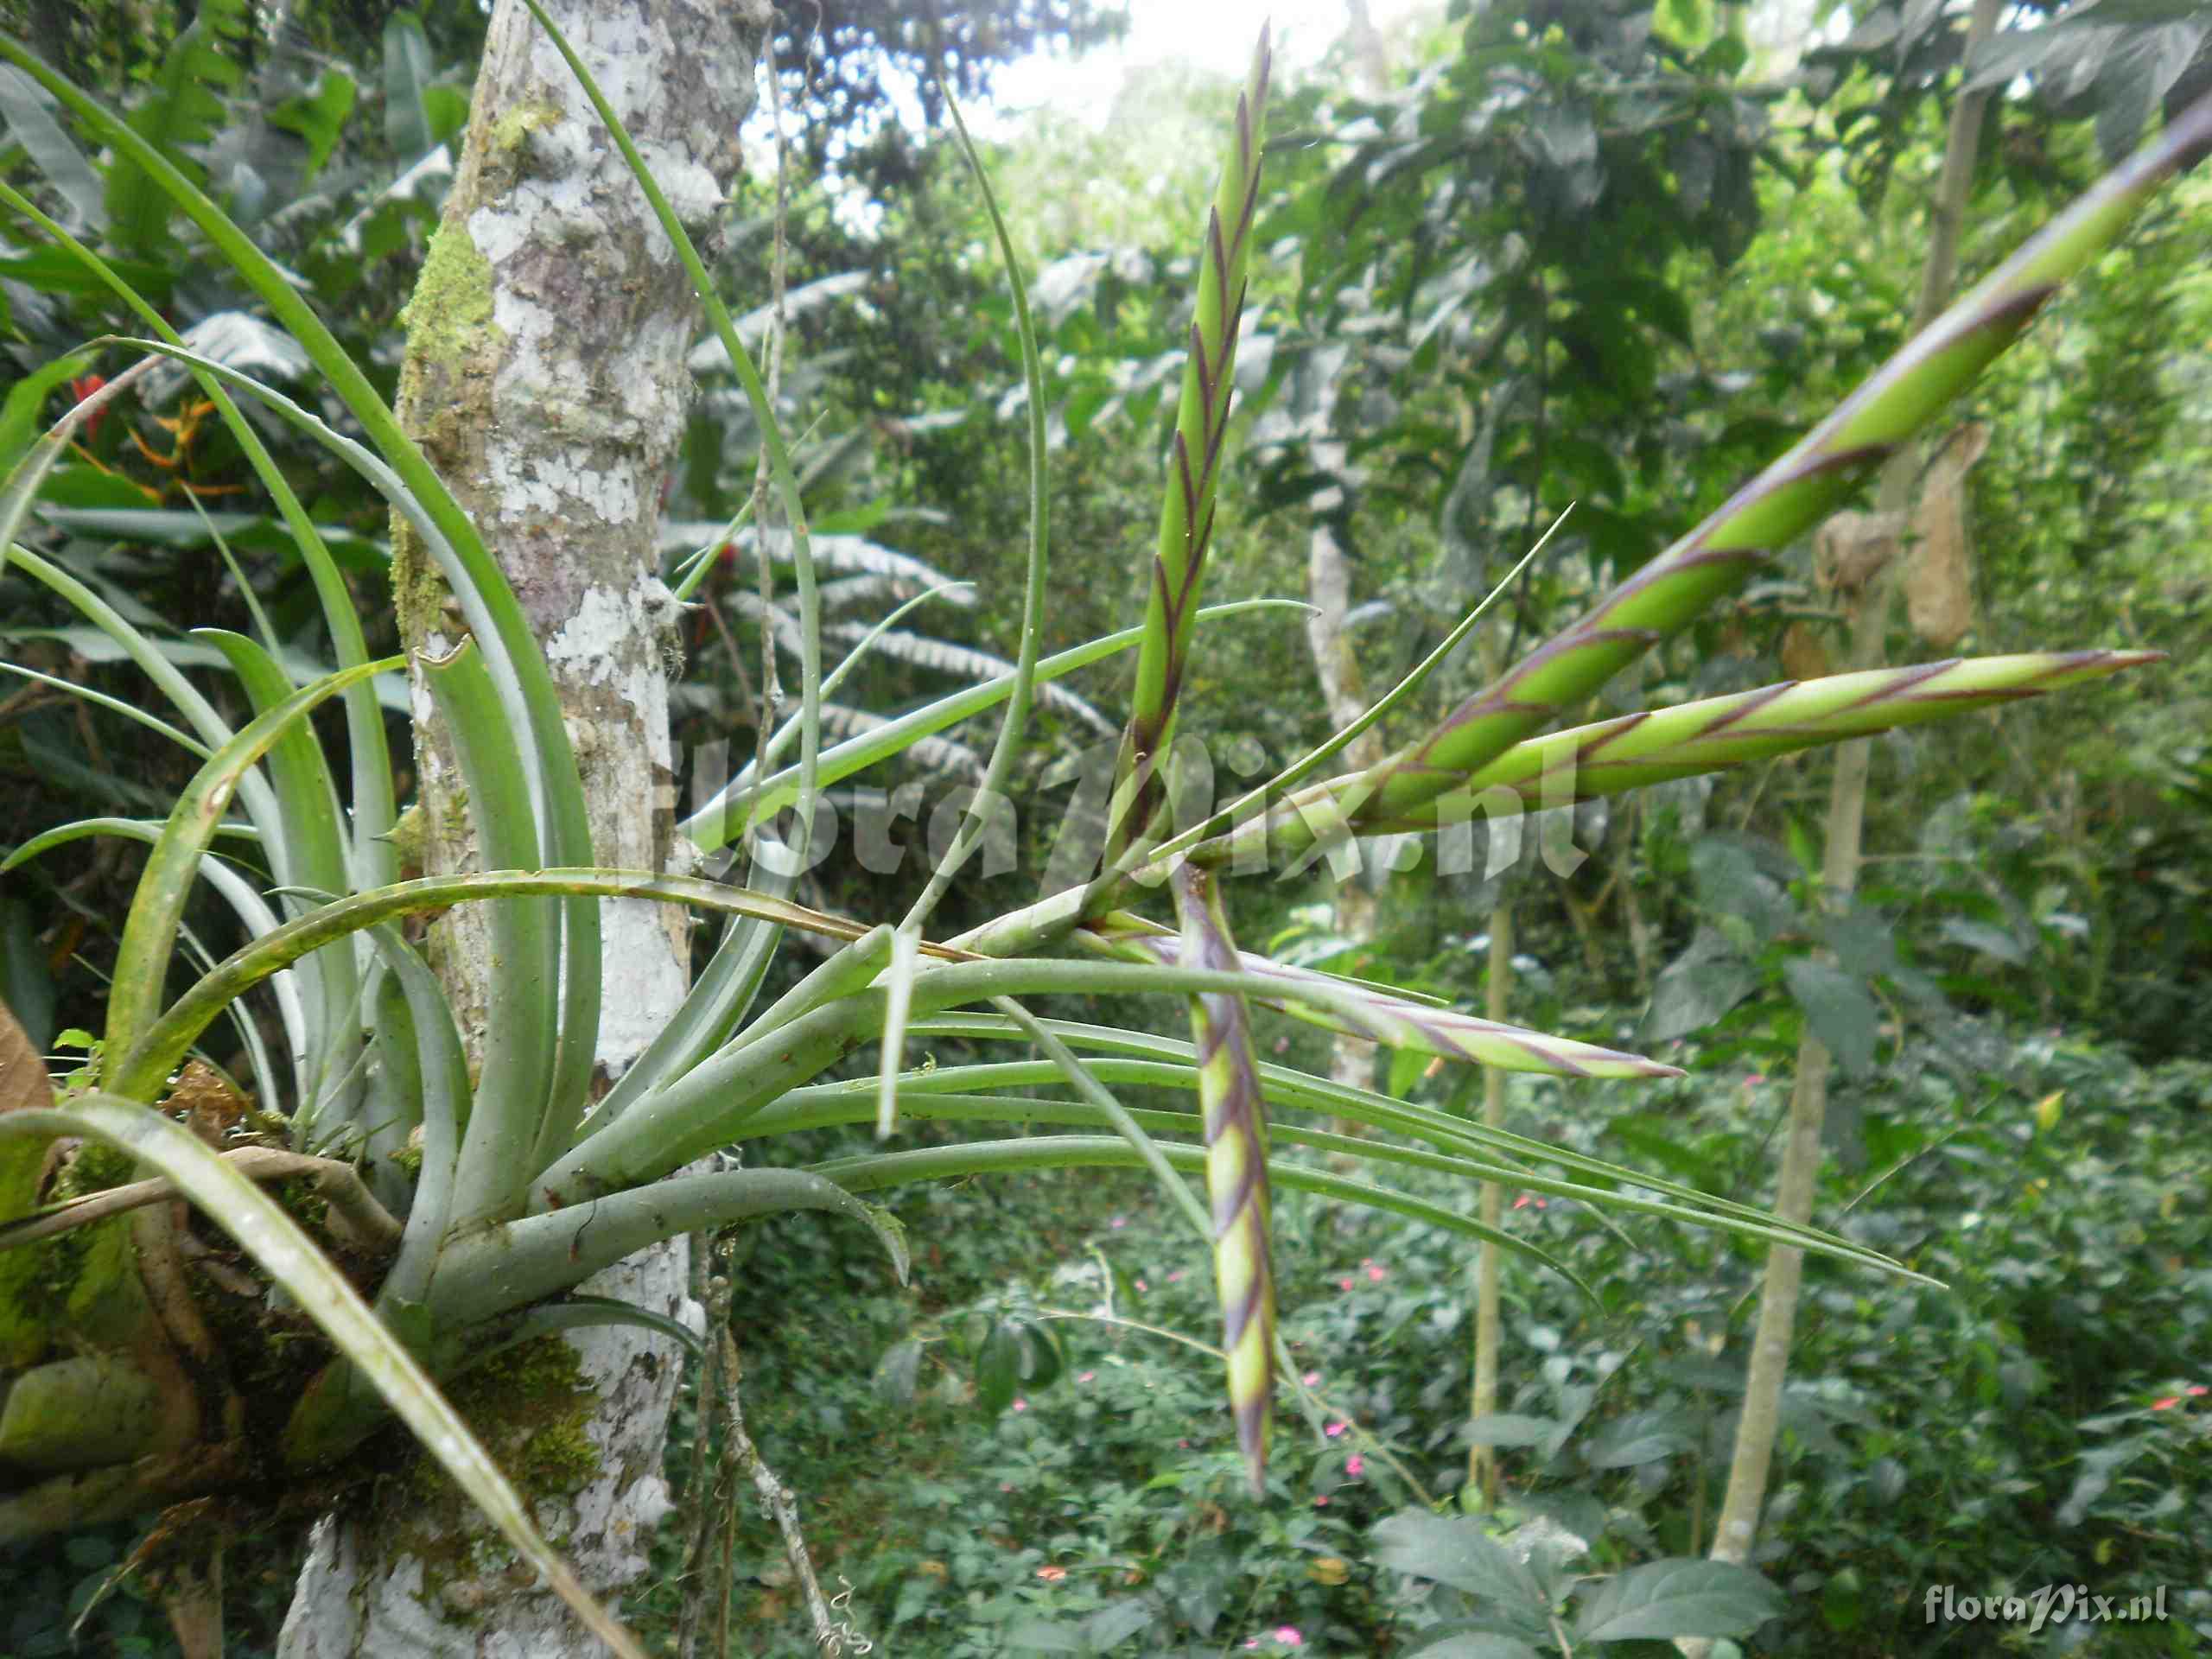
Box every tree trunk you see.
[278,1,767,1652]
[1701,0,2001,1584]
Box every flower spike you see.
[1106,30,1274,872]
[1209,93,2212,869]
[1173,861,1276,1496]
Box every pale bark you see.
[1703,0,2002,1584]
[279,1,767,1652]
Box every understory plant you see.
[2,10,2209,1650]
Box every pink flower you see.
[1078,1371,1096,1383]
[1167,1269,1185,1283]
[1135,1278,1148,1291]
[1338,1277,1355,1292]
[2190,1385,2209,1397]
[1345,1454,1365,1477]
[1366,1264,1386,1282]
[1110,1216,1127,1230]
[1313,1495,1330,1506]
[1325,1421,1349,1439]
[1179,1438,1191,1448]
[1301,1371,1320,1387]
[2153,1395,2183,1410]
[1274,1628,1304,1646]
[1013,1398,1028,1412]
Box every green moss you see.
[396,1335,604,1510]
[486,98,561,167]
[400,220,499,377]
[0,1228,83,1368]
[389,218,501,658]
[55,1139,137,1198]
[274,1174,331,1236]
[517,1418,599,1497]
[0,1213,170,1373]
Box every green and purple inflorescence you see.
[1172,862,1275,1496]
[1106,30,1274,872]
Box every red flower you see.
[68,374,109,442]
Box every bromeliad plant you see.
[2,13,2208,1647]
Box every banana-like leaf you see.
[827,624,1115,735]
[680,524,959,591]
[1173,864,1275,1494]
[0,65,105,232]
[1109,29,1273,867]
[0,1093,646,1659]
[677,598,1306,854]
[1223,92,2212,866]
[812,702,986,779]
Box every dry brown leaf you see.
[1781,621,1833,682]
[1907,423,1989,648]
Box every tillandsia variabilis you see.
[0,19,2206,1650]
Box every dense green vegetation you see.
[2,0,2207,1653]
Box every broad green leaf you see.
[975,1320,1021,1414]
[105,0,247,252]
[382,10,436,156]
[1640,928,1761,1046]
[1581,1407,1700,1470]
[1461,1413,1557,1449]
[269,67,357,177]
[1783,957,1880,1077]
[1370,1510,1548,1618]
[1409,1638,1544,1659]
[1573,1559,1787,1642]
[0,67,104,232]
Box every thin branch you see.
[716,1325,861,1654]
[0,1145,402,1254]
